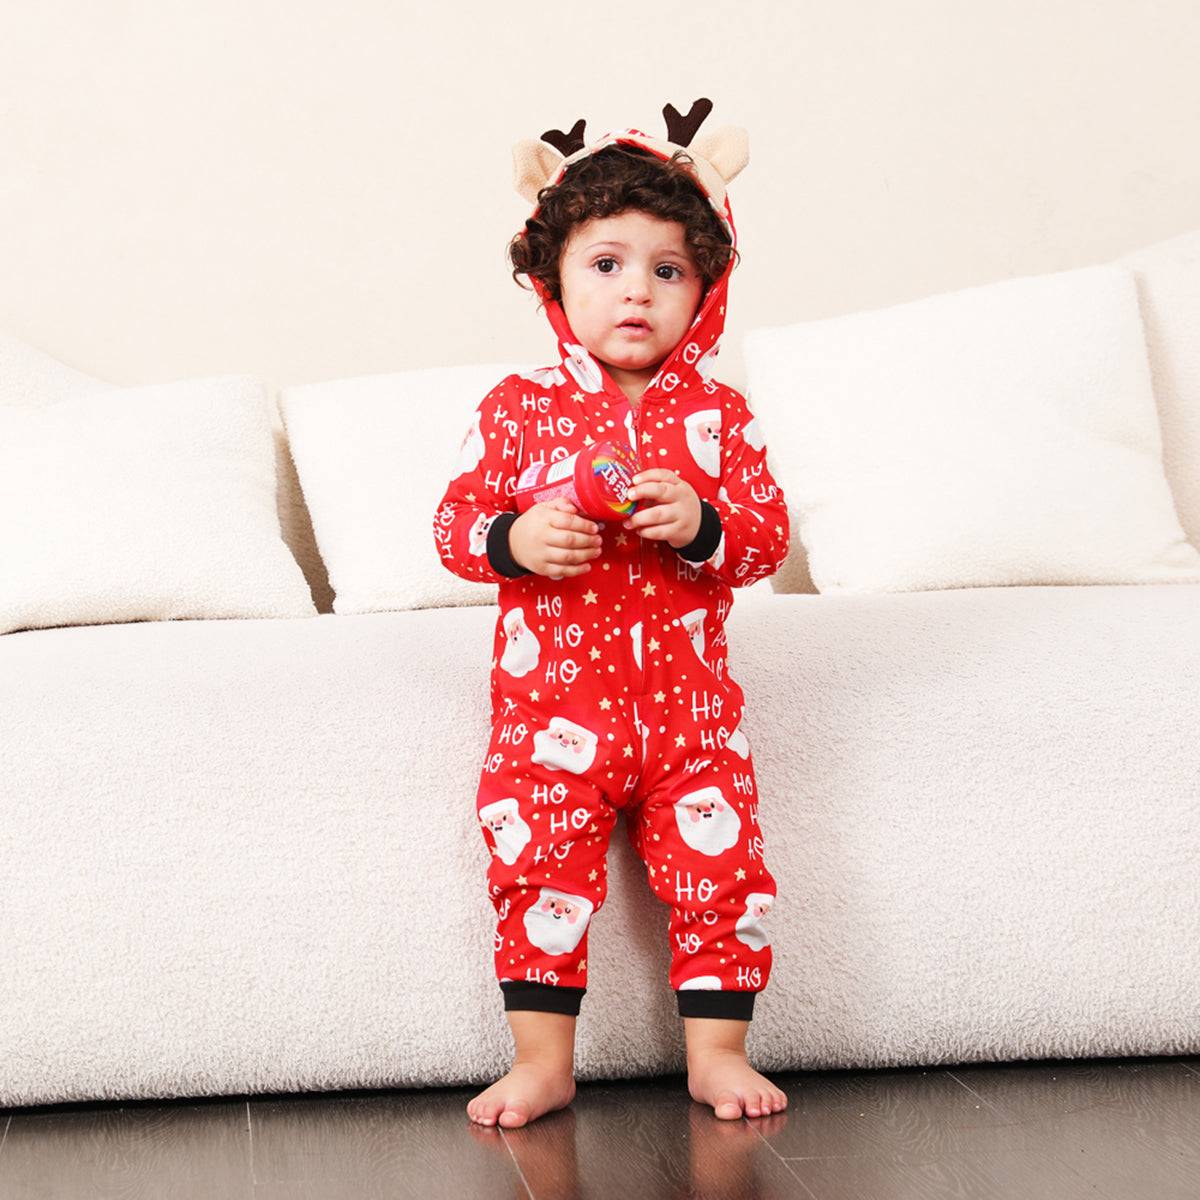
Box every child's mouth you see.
[618,321,651,337]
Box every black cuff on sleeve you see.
[486,511,531,579]
[673,499,723,564]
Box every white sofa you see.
[3,233,1199,1109]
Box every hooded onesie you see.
[432,116,789,1021]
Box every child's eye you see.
[592,257,686,281]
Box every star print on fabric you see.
[654,690,666,702]
[675,733,686,747]
[577,958,587,970]
[647,637,660,653]
[583,589,598,604]
[516,875,527,885]
[641,431,652,445]
[599,698,612,711]
[623,744,634,757]
[589,647,601,661]
[464,491,476,502]
[571,390,584,403]
[530,689,539,701]
[735,867,747,880]
[583,433,595,447]
[589,824,598,834]
[642,582,656,597]
[615,532,628,546]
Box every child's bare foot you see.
[687,1048,789,1120]
[467,1060,576,1128]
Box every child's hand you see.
[623,470,702,549]
[509,498,604,580]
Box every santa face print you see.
[678,607,707,664]
[741,415,765,451]
[524,886,595,955]
[684,409,721,478]
[455,411,486,477]
[518,364,567,388]
[499,607,541,678]
[468,512,496,557]
[673,785,742,856]
[561,342,605,393]
[558,211,704,401]
[678,974,724,991]
[725,719,750,760]
[478,797,533,866]
[735,892,774,951]
[693,340,721,384]
[531,716,599,774]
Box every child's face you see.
[558,210,705,400]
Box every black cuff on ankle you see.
[501,980,585,1016]
[676,989,756,1021]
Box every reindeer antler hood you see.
[510,98,748,405]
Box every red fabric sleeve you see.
[431,374,526,585]
[694,387,791,589]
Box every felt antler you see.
[540,118,587,157]
[662,98,713,146]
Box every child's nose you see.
[624,276,652,300]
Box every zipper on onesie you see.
[632,395,645,696]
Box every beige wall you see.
[2,0,1198,399]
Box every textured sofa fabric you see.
[2,583,1198,1107]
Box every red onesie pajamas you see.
[432,128,789,1022]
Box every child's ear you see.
[512,138,565,205]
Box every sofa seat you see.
[2,582,1198,1107]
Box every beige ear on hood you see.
[511,99,749,211]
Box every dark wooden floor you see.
[1,1054,1197,1198]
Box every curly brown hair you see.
[508,143,738,306]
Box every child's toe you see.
[498,1100,532,1127]
[713,1090,742,1119]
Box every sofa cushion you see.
[1117,227,1200,552]
[743,263,1200,593]
[280,362,533,613]
[0,374,317,636]
[0,330,334,614]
